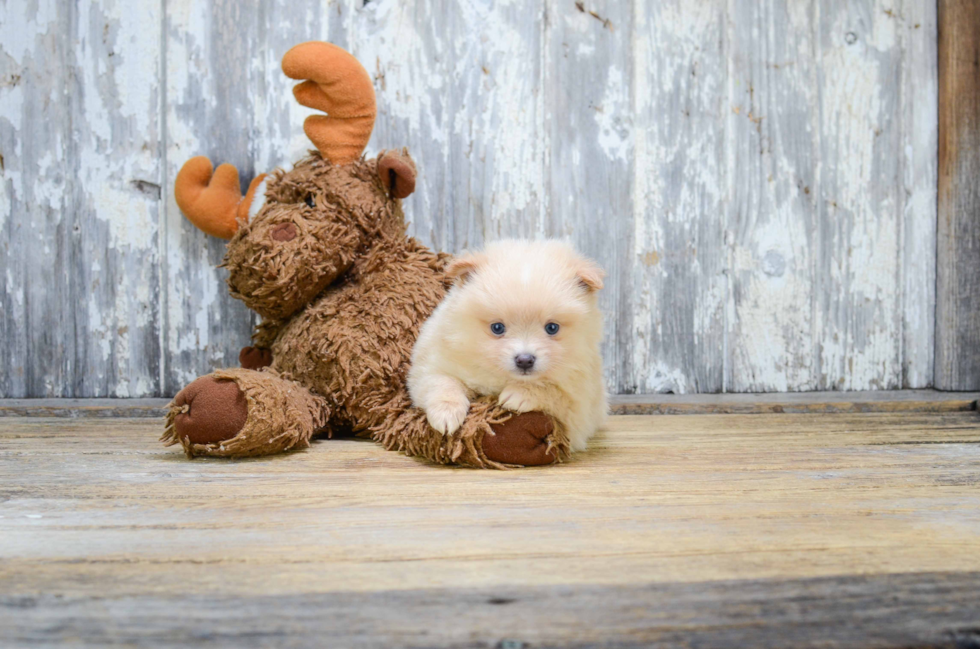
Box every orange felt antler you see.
[174,157,267,240]
[281,42,377,165]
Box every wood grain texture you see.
[4,574,980,648]
[901,0,939,390]
[2,413,980,646]
[0,0,164,398]
[610,389,980,415]
[0,0,939,396]
[816,0,908,392]
[0,1,73,398]
[727,0,819,392]
[0,398,171,418]
[936,0,980,390]
[356,0,550,249]
[2,390,977,418]
[727,0,938,392]
[632,0,727,393]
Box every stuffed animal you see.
[161,42,566,468]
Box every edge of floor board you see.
[0,390,976,418]
[5,571,979,648]
[611,390,980,415]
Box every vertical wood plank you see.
[70,0,163,396]
[899,0,937,389]
[0,0,163,397]
[545,0,634,393]
[727,0,819,392]
[354,0,548,252]
[935,0,980,390]
[728,0,935,392]
[814,0,906,391]
[631,0,728,393]
[0,0,73,397]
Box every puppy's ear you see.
[575,258,605,291]
[446,252,487,284]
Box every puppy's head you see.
[445,240,604,382]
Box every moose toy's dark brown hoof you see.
[172,376,248,445]
[483,411,558,466]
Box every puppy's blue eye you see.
[490,322,506,336]
[545,322,560,335]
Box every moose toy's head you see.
[174,42,417,321]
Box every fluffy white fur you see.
[408,239,607,452]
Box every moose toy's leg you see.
[373,394,569,469]
[163,368,330,458]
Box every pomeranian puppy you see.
[408,239,607,452]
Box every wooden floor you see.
[2,411,980,648]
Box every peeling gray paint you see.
[0,0,938,396]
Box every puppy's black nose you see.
[515,354,536,371]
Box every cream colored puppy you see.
[408,239,607,452]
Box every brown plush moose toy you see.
[162,42,565,468]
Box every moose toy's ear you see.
[445,252,487,284]
[378,149,417,199]
[174,156,267,240]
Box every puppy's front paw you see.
[426,399,470,435]
[498,386,538,414]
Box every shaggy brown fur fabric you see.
[163,151,568,468]
[163,368,331,459]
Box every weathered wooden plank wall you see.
[1,0,163,398]
[0,0,938,397]
[936,0,980,390]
